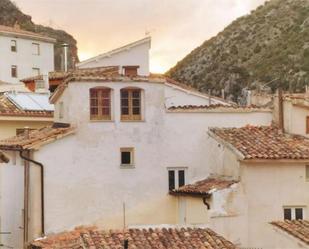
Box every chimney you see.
[278,88,284,132]
[62,43,69,72]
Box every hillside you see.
[0,0,78,70]
[167,0,309,101]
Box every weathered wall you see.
[0,120,52,139]
[0,35,54,84]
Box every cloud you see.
[14,0,266,73]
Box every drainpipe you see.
[21,150,30,247]
[278,88,284,132]
[19,150,45,237]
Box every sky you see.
[14,0,266,73]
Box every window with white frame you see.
[168,168,186,191]
[283,206,305,220]
[32,43,40,55]
[11,40,17,52]
[32,68,40,76]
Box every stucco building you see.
[170,125,309,248]
[0,67,272,248]
[0,25,55,84]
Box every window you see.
[11,40,17,52]
[32,43,40,55]
[121,88,141,121]
[11,65,17,78]
[35,80,45,90]
[90,88,111,120]
[306,165,309,181]
[32,68,40,76]
[120,148,134,167]
[283,207,305,220]
[306,116,309,134]
[123,66,139,77]
[168,168,186,191]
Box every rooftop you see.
[209,126,309,161]
[170,177,238,196]
[0,92,53,118]
[271,220,309,245]
[30,226,236,249]
[167,104,270,113]
[0,25,56,43]
[0,125,75,150]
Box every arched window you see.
[120,88,142,121]
[90,87,111,120]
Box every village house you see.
[0,24,55,85]
[170,125,309,248]
[0,65,272,248]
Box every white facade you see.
[0,29,55,84]
[0,78,272,248]
[77,37,151,76]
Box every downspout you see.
[19,150,45,237]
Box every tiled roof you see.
[271,220,309,245]
[209,126,309,160]
[30,226,237,249]
[171,178,238,196]
[167,105,270,112]
[49,67,166,104]
[0,94,53,118]
[0,125,75,150]
[0,25,56,43]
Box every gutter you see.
[19,150,45,237]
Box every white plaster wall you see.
[78,41,150,76]
[2,80,273,245]
[0,152,24,249]
[164,84,228,108]
[283,101,309,137]
[0,35,54,84]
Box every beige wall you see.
[0,120,52,139]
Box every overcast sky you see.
[14,0,266,73]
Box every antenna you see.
[123,202,128,249]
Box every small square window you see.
[32,68,40,76]
[120,148,134,167]
[11,65,17,78]
[283,207,305,220]
[11,40,17,52]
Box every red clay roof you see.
[209,126,309,160]
[271,220,309,245]
[171,178,238,196]
[0,125,75,150]
[0,25,56,43]
[30,226,237,249]
[0,94,53,118]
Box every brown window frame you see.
[123,66,139,77]
[120,88,142,121]
[89,87,112,121]
[306,116,309,134]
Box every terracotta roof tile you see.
[30,226,237,249]
[0,125,75,150]
[209,126,309,160]
[171,178,238,196]
[0,94,53,118]
[271,220,309,245]
[167,105,269,112]
[0,25,56,43]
